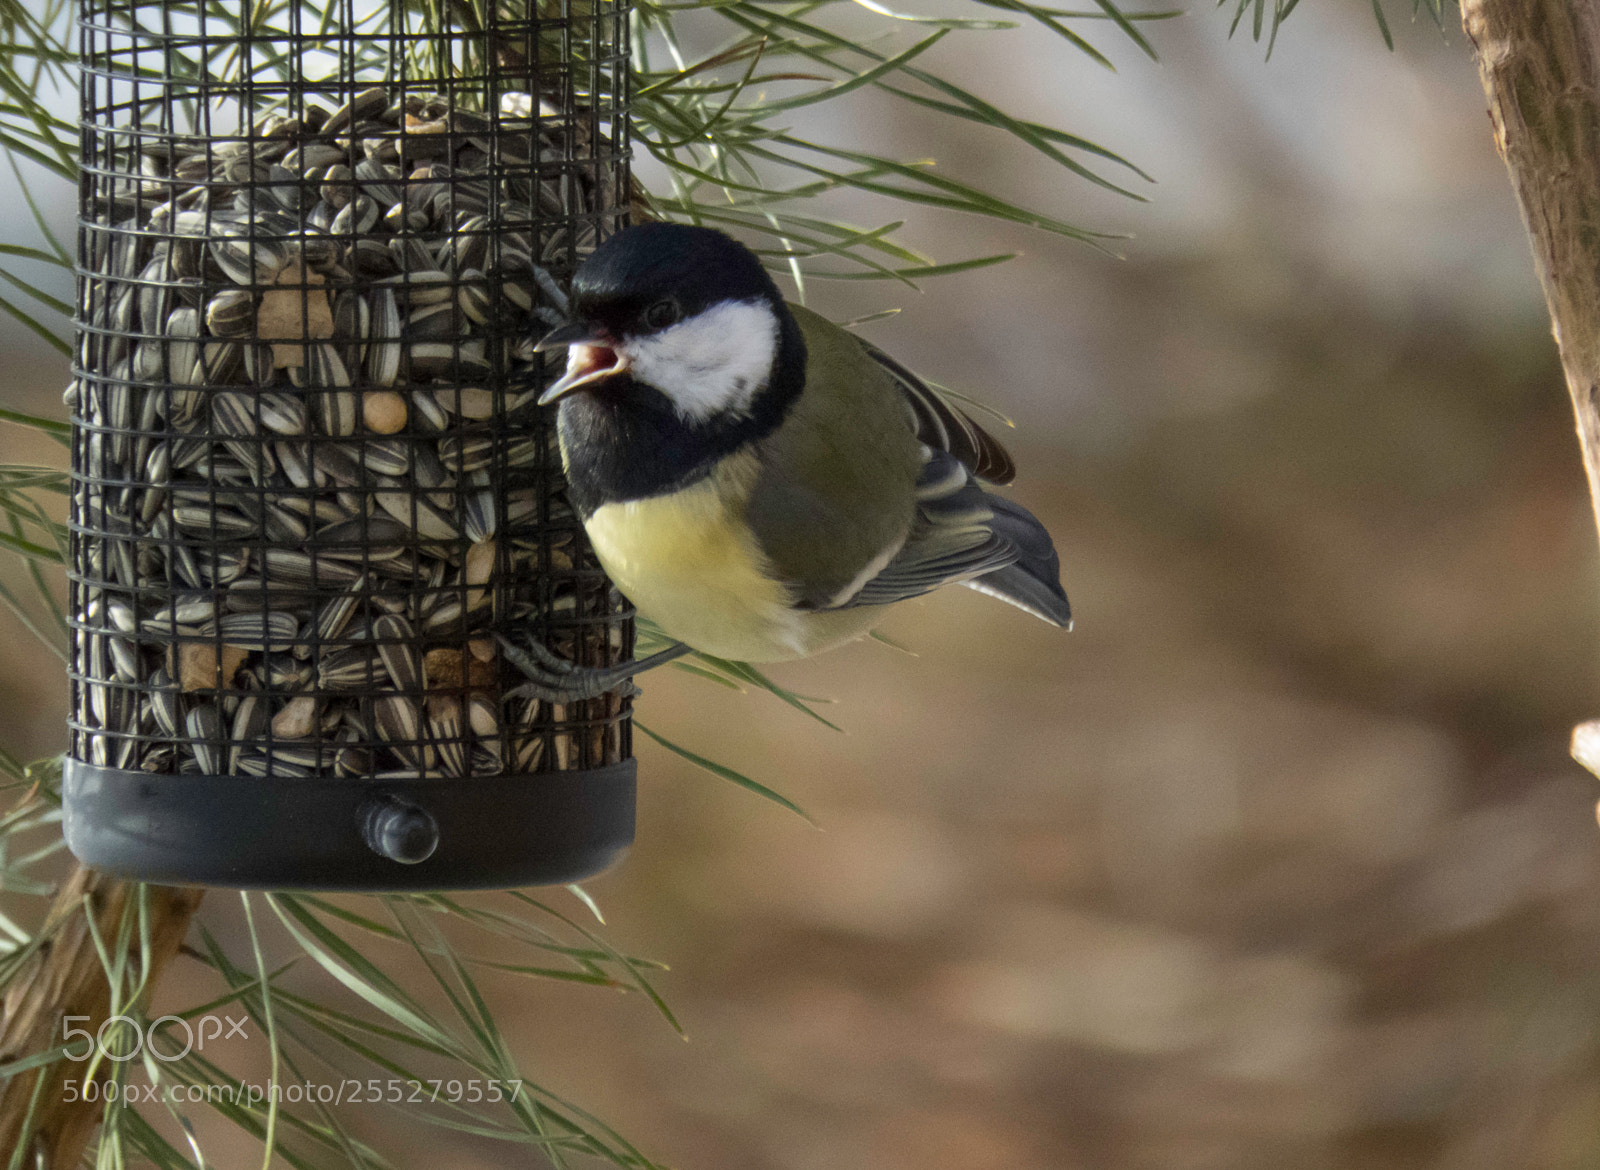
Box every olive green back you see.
[744,305,923,607]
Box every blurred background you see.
[7,1,1600,1167]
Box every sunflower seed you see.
[257,391,308,435]
[102,601,133,634]
[148,670,182,737]
[237,752,300,778]
[283,143,346,172]
[206,288,256,337]
[186,705,224,773]
[313,575,367,644]
[136,253,175,334]
[320,163,354,208]
[272,744,344,772]
[260,501,308,542]
[310,440,362,485]
[467,693,500,765]
[412,444,448,490]
[403,300,460,341]
[385,269,453,304]
[198,340,243,386]
[456,275,493,326]
[315,515,410,551]
[303,347,356,436]
[365,286,401,386]
[351,158,400,206]
[139,444,171,524]
[429,697,467,776]
[150,513,204,588]
[172,505,256,537]
[331,288,369,368]
[197,547,250,588]
[332,193,380,236]
[229,694,268,772]
[275,438,316,487]
[262,548,362,585]
[443,222,489,272]
[317,646,382,690]
[350,237,399,277]
[306,200,336,232]
[215,611,300,650]
[321,87,388,136]
[140,599,218,630]
[410,388,449,431]
[374,488,456,541]
[164,306,201,383]
[372,614,421,692]
[513,732,544,772]
[500,278,533,313]
[210,235,289,285]
[388,235,435,276]
[359,438,410,477]
[373,694,426,765]
[436,430,492,475]
[211,391,278,481]
[411,338,488,378]
[108,636,139,681]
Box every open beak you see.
[536,321,631,405]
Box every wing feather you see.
[860,341,1017,485]
[831,450,1019,608]
[789,325,1068,624]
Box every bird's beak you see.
[535,321,632,405]
[533,320,599,353]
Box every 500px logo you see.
[62,1014,249,1062]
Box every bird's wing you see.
[859,340,1017,485]
[829,449,1017,607]
[826,447,1072,625]
[750,308,1066,622]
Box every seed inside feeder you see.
[174,643,251,693]
[71,87,619,780]
[363,390,408,433]
[259,262,335,368]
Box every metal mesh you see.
[67,0,633,787]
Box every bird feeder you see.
[63,0,636,889]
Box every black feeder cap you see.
[63,760,635,891]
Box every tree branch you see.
[0,867,203,1166]
[1463,0,1600,533]
[1461,0,1600,777]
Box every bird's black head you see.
[536,224,805,422]
[571,222,785,338]
[540,223,810,513]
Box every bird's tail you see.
[968,493,1073,628]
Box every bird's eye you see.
[643,299,681,330]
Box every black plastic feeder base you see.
[62,760,635,890]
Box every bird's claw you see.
[504,679,642,704]
[496,634,642,704]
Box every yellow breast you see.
[581,452,882,662]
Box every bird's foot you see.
[498,635,644,704]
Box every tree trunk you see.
[1460,0,1600,775]
[0,866,202,1167]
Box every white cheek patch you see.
[622,299,780,422]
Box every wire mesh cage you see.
[62,0,636,889]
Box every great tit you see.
[501,223,1071,702]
